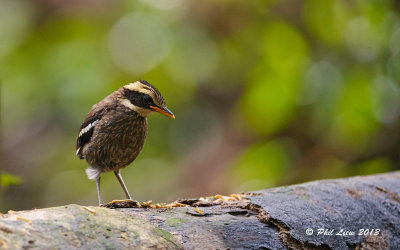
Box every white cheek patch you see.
[120,99,153,117]
[78,120,99,138]
[120,98,137,110]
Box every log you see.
[1,172,399,249]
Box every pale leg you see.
[96,177,102,206]
[114,170,132,200]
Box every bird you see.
[75,80,175,206]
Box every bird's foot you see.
[101,199,141,209]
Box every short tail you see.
[85,167,101,180]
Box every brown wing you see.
[76,91,118,159]
[76,108,105,159]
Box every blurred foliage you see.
[1,0,400,211]
[0,173,22,188]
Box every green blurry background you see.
[1,0,399,212]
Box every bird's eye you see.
[143,95,152,105]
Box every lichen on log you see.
[0,205,182,249]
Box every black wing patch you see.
[76,109,104,159]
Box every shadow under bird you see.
[75,80,175,206]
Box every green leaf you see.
[0,173,22,188]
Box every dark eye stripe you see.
[136,80,165,105]
[123,88,154,108]
[123,88,140,100]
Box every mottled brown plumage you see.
[76,80,174,205]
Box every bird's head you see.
[120,80,175,119]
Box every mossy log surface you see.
[1,172,399,249]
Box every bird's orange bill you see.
[150,106,175,119]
